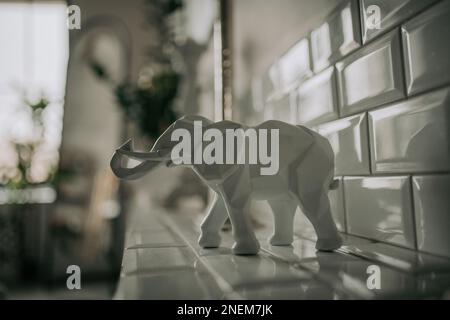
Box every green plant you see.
[90,61,180,140]
[4,96,58,189]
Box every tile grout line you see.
[158,213,243,300]
[160,212,364,298]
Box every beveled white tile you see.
[122,247,197,275]
[336,29,405,116]
[277,38,312,92]
[127,243,187,249]
[317,113,370,175]
[402,0,450,95]
[369,87,450,173]
[298,67,339,125]
[344,176,415,249]
[361,0,439,44]
[271,91,297,124]
[261,63,280,102]
[311,0,361,72]
[340,241,450,274]
[202,253,306,288]
[126,229,184,248]
[413,175,450,258]
[116,268,223,299]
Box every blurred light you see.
[0,185,56,204]
[102,199,120,219]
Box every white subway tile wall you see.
[310,0,361,73]
[256,0,450,257]
[368,87,450,173]
[336,29,405,115]
[297,66,339,125]
[277,38,312,93]
[344,176,416,249]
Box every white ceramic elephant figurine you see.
[110,115,342,255]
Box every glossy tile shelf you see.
[115,208,450,299]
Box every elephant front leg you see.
[220,169,260,255]
[198,194,228,248]
[267,195,298,246]
[222,195,260,255]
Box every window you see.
[0,1,69,188]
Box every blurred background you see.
[0,0,449,299]
[0,0,220,299]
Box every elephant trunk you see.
[110,139,170,180]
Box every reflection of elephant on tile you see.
[110,115,342,255]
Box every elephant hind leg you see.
[294,144,342,251]
[297,190,342,251]
[267,195,298,246]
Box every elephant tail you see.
[329,179,340,190]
